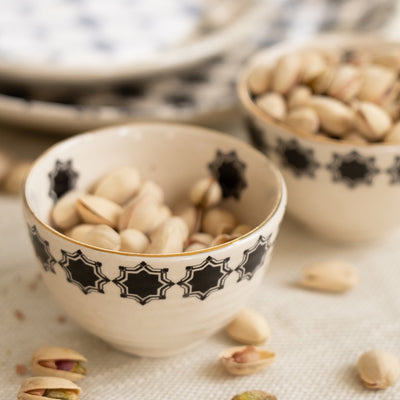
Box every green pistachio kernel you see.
[71,362,87,375]
[43,389,78,400]
[232,390,277,400]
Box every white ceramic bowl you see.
[23,123,286,357]
[238,33,400,243]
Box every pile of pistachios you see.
[18,346,87,400]
[248,47,400,144]
[51,166,252,254]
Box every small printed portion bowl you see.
[238,33,400,243]
[23,122,286,357]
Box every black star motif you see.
[387,156,400,184]
[113,262,174,305]
[208,150,247,199]
[178,256,231,301]
[235,235,271,282]
[28,225,56,273]
[327,151,380,188]
[245,117,269,154]
[59,250,109,294]
[276,138,320,177]
[48,160,79,201]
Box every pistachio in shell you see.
[175,205,202,235]
[184,232,213,252]
[285,107,319,135]
[247,64,271,95]
[385,121,400,143]
[255,92,287,121]
[82,224,121,251]
[31,346,87,382]
[287,85,312,110]
[18,376,81,400]
[202,207,237,237]
[220,345,276,376]
[271,53,301,94]
[232,391,277,400]
[65,224,95,242]
[120,228,149,253]
[51,190,82,231]
[189,177,222,208]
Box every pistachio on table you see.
[357,349,400,389]
[31,346,87,382]
[231,391,277,400]
[18,376,81,400]
[220,345,276,376]
[226,308,270,345]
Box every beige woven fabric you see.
[2,194,400,399]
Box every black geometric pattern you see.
[276,138,320,178]
[387,156,400,184]
[208,150,247,200]
[245,117,269,154]
[113,262,174,305]
[48,159,79,201]
[59,249,109,294]
[236,235,271,282]
[327,151,380,188]
[28,225,57,273]
[178,256,231,300]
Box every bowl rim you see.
[237,32,400,150]
[23,121,287,258]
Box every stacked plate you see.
[0,0,395,134]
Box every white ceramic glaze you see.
[238,33,400,244]
[23,123,286,357]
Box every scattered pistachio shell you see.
[31,346,87,382]
[232,224,253,236]
[232,391,277,400]
[76,195,122,229]
[300,260,358,292]
[385,121,400,143]
[308,96,354,136]
[190,177,222,208]
[327,64,362,101]
[202,207,237,237]
[272,53,301,94]
[146,216,188,254]
[285,107,319,135]
[65,224,95,242]
[120,229,149,253]
[220,345,276,376]
[18,376,81,400]
[354,101,392,141]
[358,65,396,104]
[287,85,312,110]
[82,224,120,250]
[357,350,400,389]
[255,92,287,121]
[226,308,270,345]
[52,190,82,231]
[3,160,32,194]
[93,167,141,205]
[248,64,271,95]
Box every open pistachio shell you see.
[220,345,276,376]
[272,53,301,94]
[285,107,319,135]
[327,64,362,102]
[82,224,120,251]
[255,92,287,121]
[18,376,81,400]
[65,224,95,242]
[76,195,122,229]
[189,177,222,208]
[120,229,149,253]
[31,347,87,382]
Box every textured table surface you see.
[2,119,400,399]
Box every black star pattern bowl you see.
[238,33,400,243]
[22,123,286,357]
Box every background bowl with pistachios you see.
[23,122,286,357]
[238,33,400,243]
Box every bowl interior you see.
[25,123,282,240]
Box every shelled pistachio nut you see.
[51,190,83,231]
[93,166,141,205]
[202,207,237,237]
[300,260,358,292]
[146,216,188,254]
[255,92,287,121]
[357,349,400,389]
[76,195,122,229]
[287,85,312,110]
[220,345,276,376]
[272,53,301,94]
[232,391,277,400]
[176,205,202,234]
[248,64,271,95]
[226,308,270,345]
[82,224,120,250]
[285,107,319,135]
[189,177,222,208]
[120,229,149,253]
[308,96,354,136]
[18,377,81,400]
[31,347,87,382]
[354,101,392,141]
